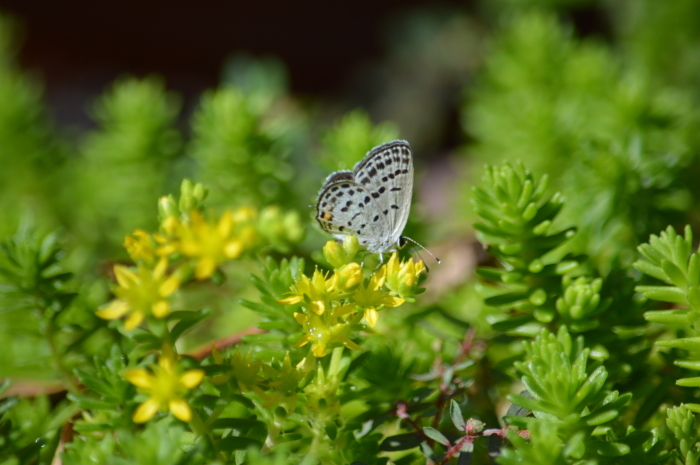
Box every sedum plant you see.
[6,0,700,464]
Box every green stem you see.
[328,346,344,377]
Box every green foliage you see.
[0,230,95,383]
[618,0,700,91]
[0,381,77,465]
[71,77,182,258]
[62,421,200,465]
[465,11,700,268]
[319,110,400,172]
[501,328,669,465]
[190,87,298,210]
[634,226,700,397]
[0,14,66,238]
[472,162,596,331]
[666,406,700,465]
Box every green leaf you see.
[635,285,686,303]
[423,427,450,446]
[379,433,423,451]
[661,260,688,288]
[595,441,630,457]
[169,308,211,341]
[644,309,691,324]
[450,400,466,431]
[656,337,700,350]
[485,291,530,306]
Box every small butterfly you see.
[316,140,439,263]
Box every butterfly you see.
[316,140,440,263]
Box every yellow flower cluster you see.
[96,258,179,330]
[279,238,424,357]
[97,205,258,330]
[157,208,258,280]
[124,345,204,423]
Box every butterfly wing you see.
[352,140,413,249]
[316,177,385,247]
[315,140,414,253]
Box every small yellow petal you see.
[224,240,243,259]
[218,211,234,238]
[153,258,168,279]
[278,295,303,305]
[157,244,179,256]
[159,276,180,297]
[180,369,205,389]
[294,334,312,348]
[152,300,170,318]
[365,308,378,327]
[180,241,202,256]
[133,398,160,423]
[233,206,257,222]
[96,300,130,320]
[114,265,138,289]
[124,311,145,331]
[382,297,405,308]
[312,343,327,358]
[195,257,217,280]
[169,398,192,422]
[124,368,155,388]
[341,337,363,351]
[161,216,180,235]
[310,300,325,315]
[294,312,308,324]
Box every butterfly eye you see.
[399,236,408,248]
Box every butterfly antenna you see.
[400,236,441,264]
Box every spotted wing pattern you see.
[315,140,413,253]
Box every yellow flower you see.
[384,253,425,299]
[179,210,245,279]
[334,263,362,292]
[124,346,204,423]
[293,308,360,357]
[96,258,180,330]
[124,229,157,264]
[278,268,344,315]
[154,215,181,256]
[352,266,405,327]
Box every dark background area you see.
[0,0,470,127]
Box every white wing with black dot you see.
[315,140,413,254]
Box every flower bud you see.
[342,235,359,261]
[336,263,362,291]
[192,182,208,202]
[324,241,346,268]
[158,195,179,219]
[181,179,194,197]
